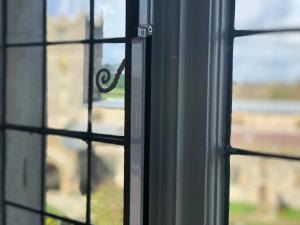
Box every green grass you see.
[102,87,125,99]
[45,205,62,225]
[280,207,300,221]
[45,182,123,225]
[230,202,256,214]
[91,181,123,225]
[230,201,300,225]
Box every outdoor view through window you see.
[46,0,125,224]
[3,0,126,224]
[230,0,300,225]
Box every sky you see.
[48,0,300,83]
[234,0,300,84]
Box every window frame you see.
[148,0,231,224]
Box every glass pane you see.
[91,142,124,225]
[235,0,300,30]
[231,34,300,156]
[6,47,43,126]
[6,206,41,225]
[5,131,43,210]
[230,156,300,225]
[47,45,88,131]
[46,136,87,222]
[47,0,90,41]
[7,0,43,43]
[94,0,125,38]
[92,44,125,135]
[45,217,77,225]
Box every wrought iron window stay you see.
[96,58,126,93]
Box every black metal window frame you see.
[0,0,138,224]
[224,0,300,224]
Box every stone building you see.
[46,14,124,219]
[231,100,300,214]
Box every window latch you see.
[138,25,153,38]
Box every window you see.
[227,1,300,225]
[0,0,151,225]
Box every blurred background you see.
[230,0,300,225]
[45,1,125,224]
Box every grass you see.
[91,181,123,225]
[280,207,300,221]
[45,181,123,225]
[101,75,125,99]
[230,201,300,225]
[102,88,125,99]
[230,202,256,214]
[45,205,62,225]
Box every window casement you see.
[0,0,152,225]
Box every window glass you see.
[6,47,43,126]
[94,0,126,38]
[7,0,43,43]
[46,136,87,222]
[232,34,300,157]
[47,0,90,41]
[92,44,125,136]
[6,206,41,225]
[91,142,124,225]
[47,45,88,131]
[5,131,43,210]
[235,0,300,30]
[230,156,300,225]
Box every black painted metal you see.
[234,28,300,37]
[0,123,125,145]
[96,58,125,93]
[124,0,140,224]
[224,0,236,224]
[6,37,126,48]
[86,0,95,223]
[143,35,152,225]
[6,200,86,225]
[227,146,300,161]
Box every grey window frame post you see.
[149,0,231,224]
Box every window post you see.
[149,0,231,224]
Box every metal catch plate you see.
[138,25,153,37]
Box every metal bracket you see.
[138,25,153,38]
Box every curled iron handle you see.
[96,58,125,93]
